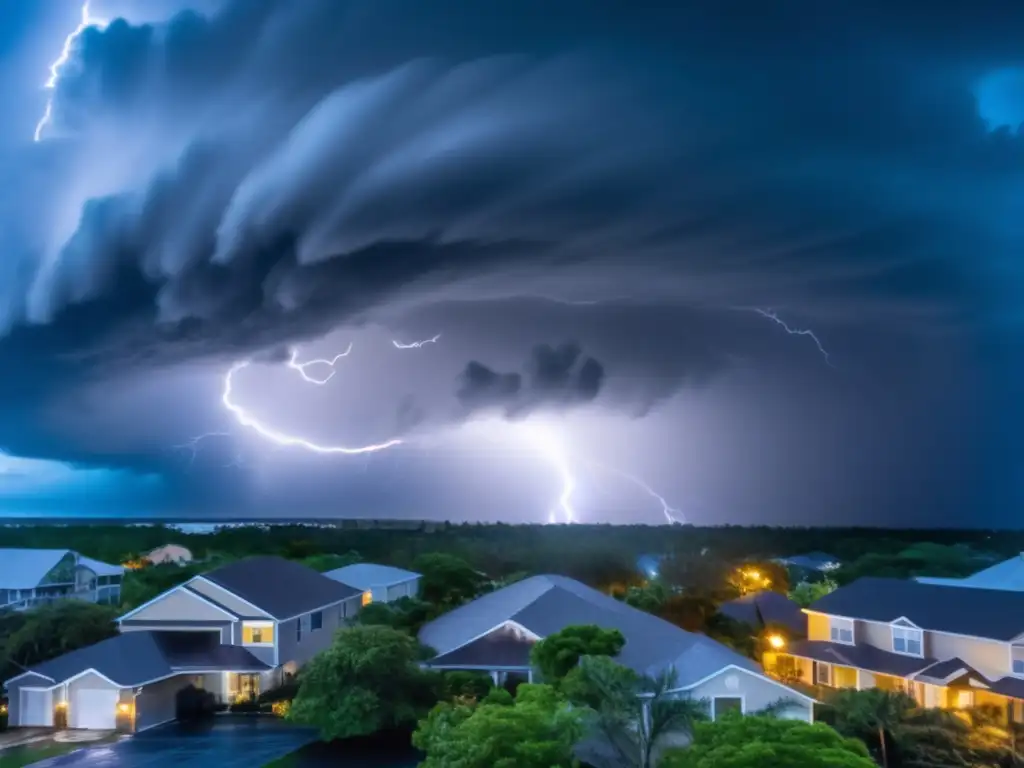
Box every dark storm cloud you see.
[457,343,604,418]
[0,0,1021,491]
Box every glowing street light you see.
[767,634,786,650]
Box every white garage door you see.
[71,688,119,730]
[19,688,53,727]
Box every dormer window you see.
[892,624,923,656]
[829,617,854,645]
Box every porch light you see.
[118,702,132,714]
[0,704,8,715]
[55,701,67,710]
[767,634,786,650]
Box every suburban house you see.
[719,590,807,637]
[143,544,193,566]
[2,556,363,732]
[325,563,421,605]
[418,574,815,721]
[916,552,1024,591]
[765,576,1024,722]
[0,549,124,611]
[777,552,841,573]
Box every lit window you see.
[892,626,923,656]
[311,611,323,631]
[815,662,832,686]
[362,591,373,607]
[242,623,274,644]
[829,618,854,644]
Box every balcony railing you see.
[1,586,121,611]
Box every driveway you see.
[30,717,317,767]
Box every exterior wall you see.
[126,589,237,623]
[4,672,53,726]
[684,667,813,722]
[135,675,193,731]
[927,631,1009,681]
[383,578,420,602]
[119,621,232,643]
[810,610,1014,683]
[277,599,352,669]
[188,579,270,618]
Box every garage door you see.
[19,688,53,727]
[71,688,119,730]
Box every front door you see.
[231,673,260,701]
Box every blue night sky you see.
[0,0,1022,526]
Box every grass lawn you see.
[0,735,119,768]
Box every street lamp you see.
[767,634,786,650]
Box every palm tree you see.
[830,688,916,768]
[568,655,707,768]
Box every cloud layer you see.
[0,0,1020,522]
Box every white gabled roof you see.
[0,549,124,589]
[916,553,1024,592]
[324,563,420,591]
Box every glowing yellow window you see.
[362,591,373,607]
[242,623,274,644]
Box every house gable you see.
[119,587,238,624]
[187,577,272,618]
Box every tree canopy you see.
[413,683,583,768]
[0,601,119,682]
[412,552,488,607]
[530,624,626,682]
[660,715,876,768]
[286,624,439,740]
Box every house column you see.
[527,669,534,683]
[490,671,499,686]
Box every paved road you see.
[31,717,316,768]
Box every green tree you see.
[660,715,876,767]
[356,596,435,634]
[789,579,837,608]
[300,551,362,572]
[530,625,626,682]
[443,671,495,702]
[622,581,669,614]
[830,688,916,768]
[564,655,706,768]
[286,625,439,740]
[1,601,119,681]
[412,552,487,607]
[413,683,584,768]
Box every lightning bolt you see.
[286,343,353,385]
[221,360,403,455]
[751,307,833,366]
[392,334,441,349]
[519,425,576,524]
[35,1,109,142]
[589,462,685,524]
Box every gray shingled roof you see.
[786,639,934,678]
[719,591,807,636]
[419,574,758,686]
[202,556,361,619]
[431,625,534,668]
[10,631,269,687]
[809,577,1024,641]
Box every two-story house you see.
[765,577,1024,722]
[2,556,364,732]
[0,549,124,610]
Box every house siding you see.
[927,630,1010,681]
[188,579,270,618]
[126,589,237,623]
[807,612,829,641]
[277,599,351,668]
[685,667,813,722]
[4,672,54,726]
[119,621,232,643]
